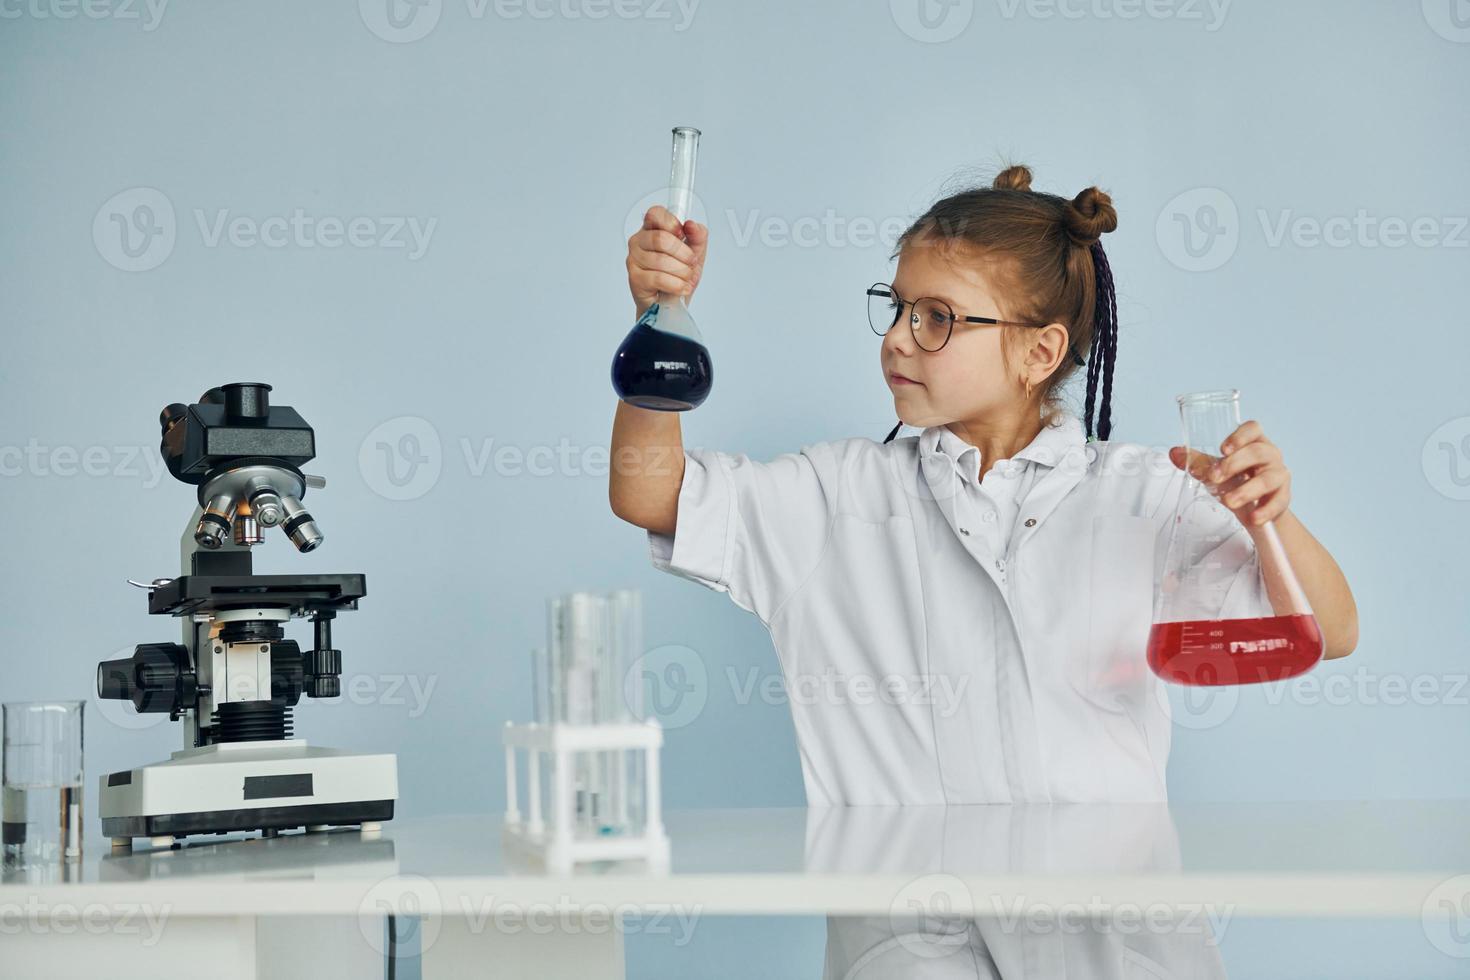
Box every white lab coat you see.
[646,410,1268,976]
[805,805,1232,980]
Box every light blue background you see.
[2,1,1467,976]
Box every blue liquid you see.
[611,305,713,411]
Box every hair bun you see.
[1065,186,1118,246]
[992,165,1033,192]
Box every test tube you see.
[606,590,642,723]
[546,597,564,722]
[3,701,84,866]
[553,593,596,833]
[562,593,601,726]
[540,590,648,838]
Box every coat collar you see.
[918,411,1086,487]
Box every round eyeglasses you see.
[867,282,1086,365]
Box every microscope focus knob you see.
[97,643,197,715]
[305,648,341,699]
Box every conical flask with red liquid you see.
[611,126,713,411]
[1148,389,1325,686]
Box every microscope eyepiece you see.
[159,402,189,433]
[221,382,272,422]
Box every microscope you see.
[97,383,398,848]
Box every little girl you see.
[610,165,1358,977]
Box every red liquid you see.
[1147,614,1323,686]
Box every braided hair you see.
[1082,240,1118,442]
[882,165,1120,445]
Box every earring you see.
[1024,377,1034,401]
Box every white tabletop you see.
[4,801,1467,918]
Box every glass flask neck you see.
[660,126,700,310]
[667,126,700,224]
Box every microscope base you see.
[99,740,398,842]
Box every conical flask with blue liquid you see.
[611,126,713,411]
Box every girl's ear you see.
[1026,322,1072,376]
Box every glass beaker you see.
[611,126,713,411]
[1148,390,1324,686]
[3,701,84,867]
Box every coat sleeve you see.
[647,442,843,623]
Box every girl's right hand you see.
[627,205,708,317]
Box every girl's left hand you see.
[1167,419,1291,528]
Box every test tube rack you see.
[501,720,670,874]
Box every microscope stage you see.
[147,573,367,616]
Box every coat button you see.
[1024,518,1037,527]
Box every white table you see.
[3,801,1467,978]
